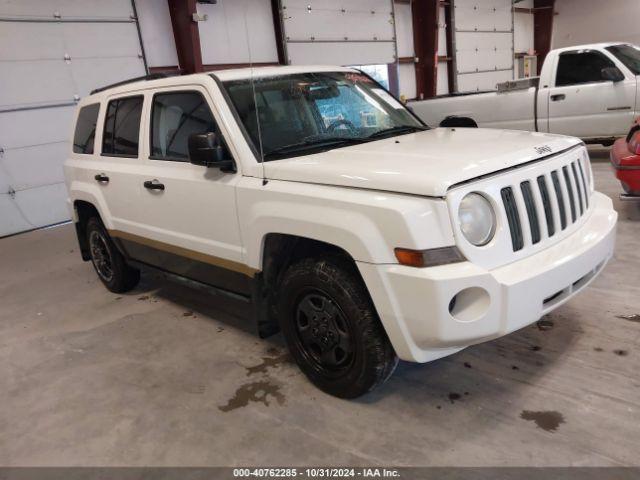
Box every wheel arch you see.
[439,115,478,128]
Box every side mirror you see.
[601,67,625,82]
[188,132,235,172]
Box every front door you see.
[545,49,636,139]
[120,87,249,294]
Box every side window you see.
[102,96,143,157]
[73,104,100,154]
[150,91,219,161]
[556,51,616,87]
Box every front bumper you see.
[358,191,617,363]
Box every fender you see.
[68,180,114,230]
[237,179,455,271]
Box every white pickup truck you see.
[65,66,617,398]
[412,43,640,144]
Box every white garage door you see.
[0,0,147,237]
[280,0,396,66]
[453,0,514,92]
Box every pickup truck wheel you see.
[86,218,140,293]
[278,255,398,398]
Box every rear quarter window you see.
[102,96,143,157]
[73,103,100,154]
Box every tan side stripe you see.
[109,230,259,278]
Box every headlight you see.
[458,193,496,246]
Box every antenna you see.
[243,0,267,186]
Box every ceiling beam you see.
[167,0,203,74]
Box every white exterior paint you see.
[410,43,640,141]
[64,66,617,362]
[0,0,146,236]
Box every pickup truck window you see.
[102,96,143,157]
[73,103,100,154]
[223,72,424,161]
[556,50,616,87]
[150,91,222,162]
[606,44,640,75]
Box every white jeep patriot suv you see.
[64,66,617,398]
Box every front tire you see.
[278,254,398,398]
[86,217,140,293]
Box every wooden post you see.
[167,0,203,74]
[534,0,555,76]
[412,0,440,99]
[271,0,287,65]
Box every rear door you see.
[546,49,636,138]
[95,94,149,234]
[127,86,248,293]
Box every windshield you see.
[223,71,425,161]
[606,44,640,75]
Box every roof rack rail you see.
[90,72,180,95]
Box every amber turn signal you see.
[394,246,466,268]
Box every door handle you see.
[94,173,109,183]
[550,94,566,102]
[144,179,165,191]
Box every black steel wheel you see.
[89,229,114,283]
[86,217,140,293]
[294,289,355,376]
[278,254,398,398]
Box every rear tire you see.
[278,254,398,398]
[86,217,140,293]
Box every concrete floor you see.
[1,162,639,467]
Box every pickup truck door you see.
[124,87,249,294]
[544,49,636,138]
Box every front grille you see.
[500,156,591,252]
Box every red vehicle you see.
[611,119,640,198]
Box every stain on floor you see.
[245,353,291,376]
[448,393,461,404]
[218,380,285,412]
[614,349,629,357]
[520,410,565,432]
[537,319,555,331]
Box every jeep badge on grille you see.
[535,145,553,155]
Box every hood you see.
[263,128,582,197]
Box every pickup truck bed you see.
[409,42,640,144]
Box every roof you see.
[552,42,630,53]
[81,65,358,102]
[211,65,357,81]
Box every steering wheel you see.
[326,118,357,134]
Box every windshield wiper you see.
[263,137,370,159]
[367,125,427,139]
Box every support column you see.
[271,0,287,65]
[167,0,203,74]
[534,0,555,76]
[412,0,440,99]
